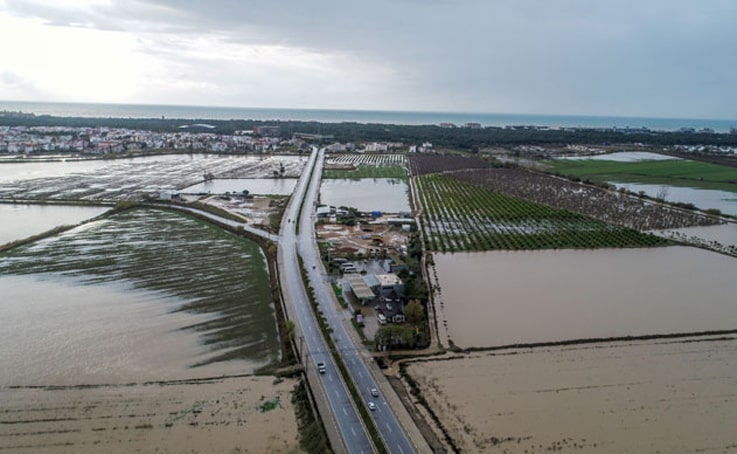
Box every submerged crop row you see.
[326,153,405,167]
[0,208,280,368]
[0,154,306,202]
[416,174,669,252]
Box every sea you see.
[2,100,736,132]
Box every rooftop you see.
[344,274,375,300]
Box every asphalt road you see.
[182,147,418,453]
[278,148,374,454]
[156,203,280,242]
[297,149,417,454]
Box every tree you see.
[405,299,425,324]
[285,320,295,340]
[374,324,414,350]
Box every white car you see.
[368,402,377,411]
[370,388,379,397]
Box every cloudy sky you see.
[1,0,735,119]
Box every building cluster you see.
[0,125,292,154]
[438,122,483,128]
[340,263,407,325]
[324,141,406,153]
[673,144,737,155]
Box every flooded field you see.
[658,222,737,249]
[0,375,301,453]
[561,151,679,162]
[0,208,280,385]
[0,203,108,245]
[0,275,231,385]
[432,247,737,348]
[613,181,737,215]
[405,335,737,453]
[0,154,306,201]
[320,178,410,212]
[182,177,298,195]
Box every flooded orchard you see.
[182,177,298,195]
[0,203,108,245]
[0,208,280,385]
[432,247,737,348]
[405,335,737,453]
[0,154,306,201]
[613,181,737,215]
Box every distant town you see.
[2,109,737,159]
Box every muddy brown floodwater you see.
[432,246,737,348]
[0,375,302,454]
[405,336,737,453]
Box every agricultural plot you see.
[0,208,280,370]
[323,153,407,179]
[408,153,491,176]
[404,336,737,454]
[0,375,301,454]
[549,156,737,193]
[453,168,720,230]
[326,153,405,166]
[323,165,407,179]
[416,174,668,252]
[0,154,306,201]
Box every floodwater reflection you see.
[0,204,108,245]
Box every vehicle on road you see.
[317,362,326,374]
[371,388,379,397]
[368,402,377,411]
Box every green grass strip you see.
[550,158,737,192]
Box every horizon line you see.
[1,99,736,124]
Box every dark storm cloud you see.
[4,0,737,118]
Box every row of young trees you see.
[416,174,669,252]
[327,153,405,167]
[453,167,721,230]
